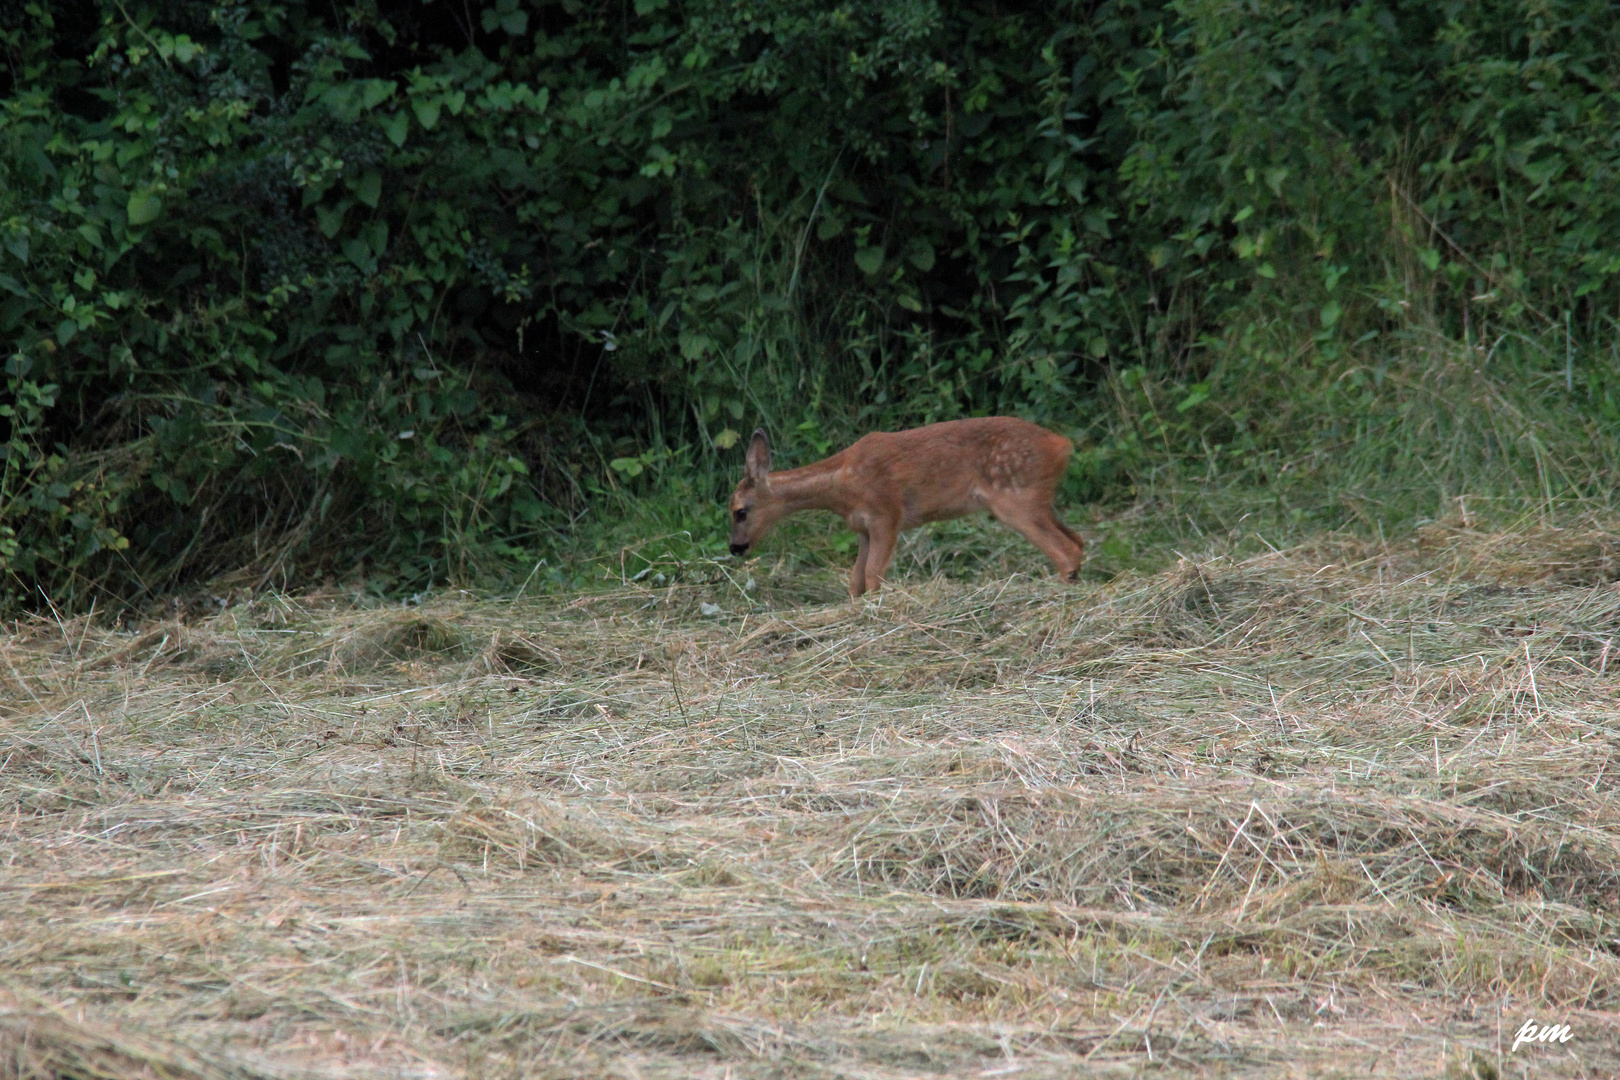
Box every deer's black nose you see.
[730,543,749,556]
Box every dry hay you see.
[0,989,267,1080]
[2,526,1619,1078]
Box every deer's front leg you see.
[849,531,871,600]
[862,517,900,596]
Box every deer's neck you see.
[768,454,853,517]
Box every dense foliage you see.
[4,0,1620,608]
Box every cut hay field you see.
[3,524,1619,1079]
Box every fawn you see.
[728,417,1084,599]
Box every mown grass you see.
[3,516,1619,1079]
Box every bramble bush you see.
[3,0,1619,608]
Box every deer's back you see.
[842,417,1071,524]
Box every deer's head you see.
[728,428,780,556]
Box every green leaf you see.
[359,79,397,110]
[1417,247,1441,272]
[0,295,33,332]
[1522,155,1563,186]
[314,201,349,238]
[351,169,382,209]
[854,246,884,275]
[1256,262,1276,279]
[1232,205,1254,223]
[411,96,442,130]
[341,238,377,274]
[906,242,935,272]
[126,191,162,226]
[609,456,643,477]
[713,427,740,449]
[381,110,409,148]
[320,83,363,122]
[1320,299,1342,328]
[678,329,713,359]
[830,179,868,204]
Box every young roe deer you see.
[727,417,1085,599]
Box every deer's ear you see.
[745,428,771,479]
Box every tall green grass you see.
[558,320,1620,594]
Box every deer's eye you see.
[734,508,748,522]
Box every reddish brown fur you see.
[728,417,1085,599]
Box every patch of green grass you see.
[543,328,1620,606]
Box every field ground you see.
[3,521,1619,1079]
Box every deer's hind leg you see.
[988,495,1085,581]
[1050,517,1086,579]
